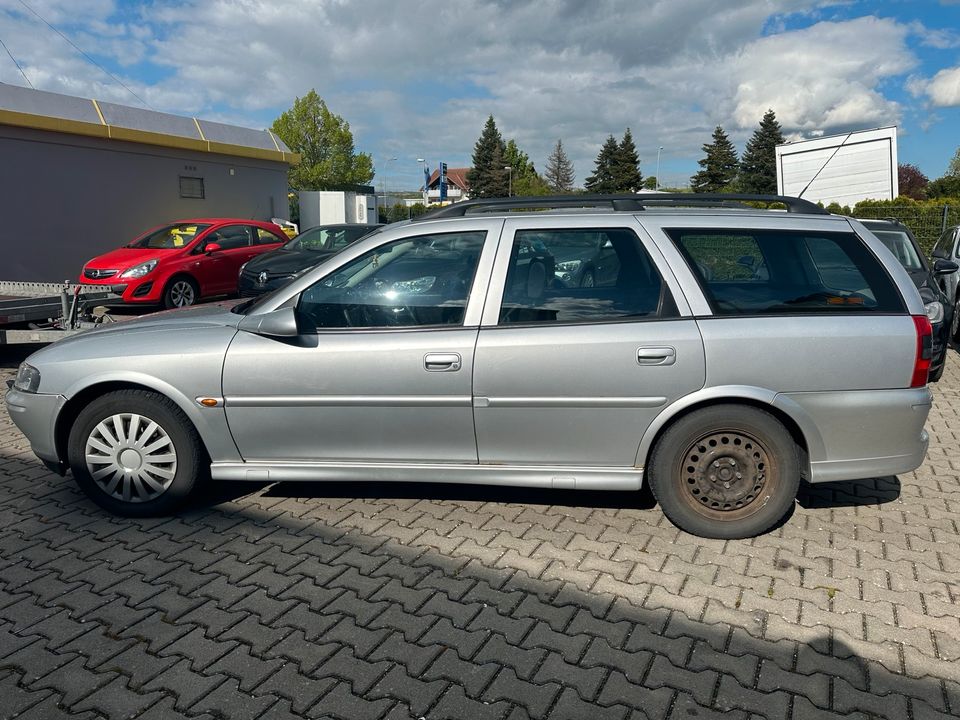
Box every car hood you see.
[243,248,333,275]
[84,246,177,270]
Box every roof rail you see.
[414,193,829,220]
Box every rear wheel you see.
[67,390,205,516]
[164,276,198,309]
[951,296,960,343]
[647,405,800,539]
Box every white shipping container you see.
[776,126,898,207]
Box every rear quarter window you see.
[666,228,905,315]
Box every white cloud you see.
[0,0,931,186]
[910,66,960,107]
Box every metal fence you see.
[853,205,959,255]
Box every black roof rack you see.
[414,193,829,220]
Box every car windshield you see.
[287,226,381,252]
[871,229,924,271]
[127,223,210,249]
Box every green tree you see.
[738,109,784,194]
[503,138,550,195]
[467,115,509,198]
[927,175,960,198]
[545,138,575,192]
[585,135,620,193]
[612,128,643,192]
[691,125,739,193]
[271,90,373,190]
[948,147,960,177]
[642,176,658,190]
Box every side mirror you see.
[934,258,959,275]
[204,242,222,254]
[237,306,299,338]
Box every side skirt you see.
[210,461,644,491]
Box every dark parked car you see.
[861,219,956,381]
[930,223,960,342]
[542,230,619,288]
[238,223,383,297]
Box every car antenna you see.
[797,132,853,199]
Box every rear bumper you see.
[4,388,66,464]
[776,387,933,483]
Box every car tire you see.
[647,404,800,539]
[163,276,199,309]
[67,389,205,517]
[930,362,945,383]
[580,270,596,288]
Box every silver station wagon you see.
[5,194,934,538]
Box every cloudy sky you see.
[1,0,959,191]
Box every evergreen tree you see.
[545,139,575,192]
[585,135,620,193]
[467,115,509,198]
[738,109,784,194]
[612,128,643,192]
[691,125,739,193]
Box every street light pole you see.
[504,166,513,197]
[656,146,663,191]
[417,157,428,205]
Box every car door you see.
[221,220,502,464]
[473,217,705,467]
[193,224,254,295]
[933,227,960,301]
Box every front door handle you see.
[637,346,676,366]
[424,352,462,372]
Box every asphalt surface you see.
[1,346,959,719]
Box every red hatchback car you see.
[80,219,288,308]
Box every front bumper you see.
[4,387,66,464]
[79,276,161,304]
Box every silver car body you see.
[6,208,932,491]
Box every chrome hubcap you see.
[171,281,195,307]
[85,413,177,503]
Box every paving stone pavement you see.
[1,348,960,720]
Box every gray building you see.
[0,84,298,281]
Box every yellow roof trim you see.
[193,117,207,142]
[90,99,106,126]
[0,107,292,164]
[0,108,109,139]
[266,129,281,152]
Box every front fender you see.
[634,385,825,468]
[61,371,241,463]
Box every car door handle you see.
[637,346,676,366]
[424,353,462,372]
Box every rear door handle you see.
[424,352,462,372]
[637,346,676,366]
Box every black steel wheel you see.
[647,404,800,539]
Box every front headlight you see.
[925,301,944,325]
[555,260,582,273]
[120,259,159,279]
[13,363,40,393]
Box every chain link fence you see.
[853,205,959,255]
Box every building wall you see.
[1,125,290,281]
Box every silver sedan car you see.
[5,194,933,538]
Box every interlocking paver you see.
[2,353,960,719]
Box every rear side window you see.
[498,228,676,325]
[667,229,905,315]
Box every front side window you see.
[498,228,674,325]
[298,231,486,329]
[932,228,958,259]
[254,227,285,245]
[669,228,905,315]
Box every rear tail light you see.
[911,315,933,388]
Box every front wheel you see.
[647,405,800,539]
[951,297,960,343]
[67,390,205,516]
[164,277,199,309]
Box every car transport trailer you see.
[0,281,121,344]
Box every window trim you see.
[665,226,907,317]
[294,229,491,333]
[487,225,679,328]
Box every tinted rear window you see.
[666,228,905,315]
